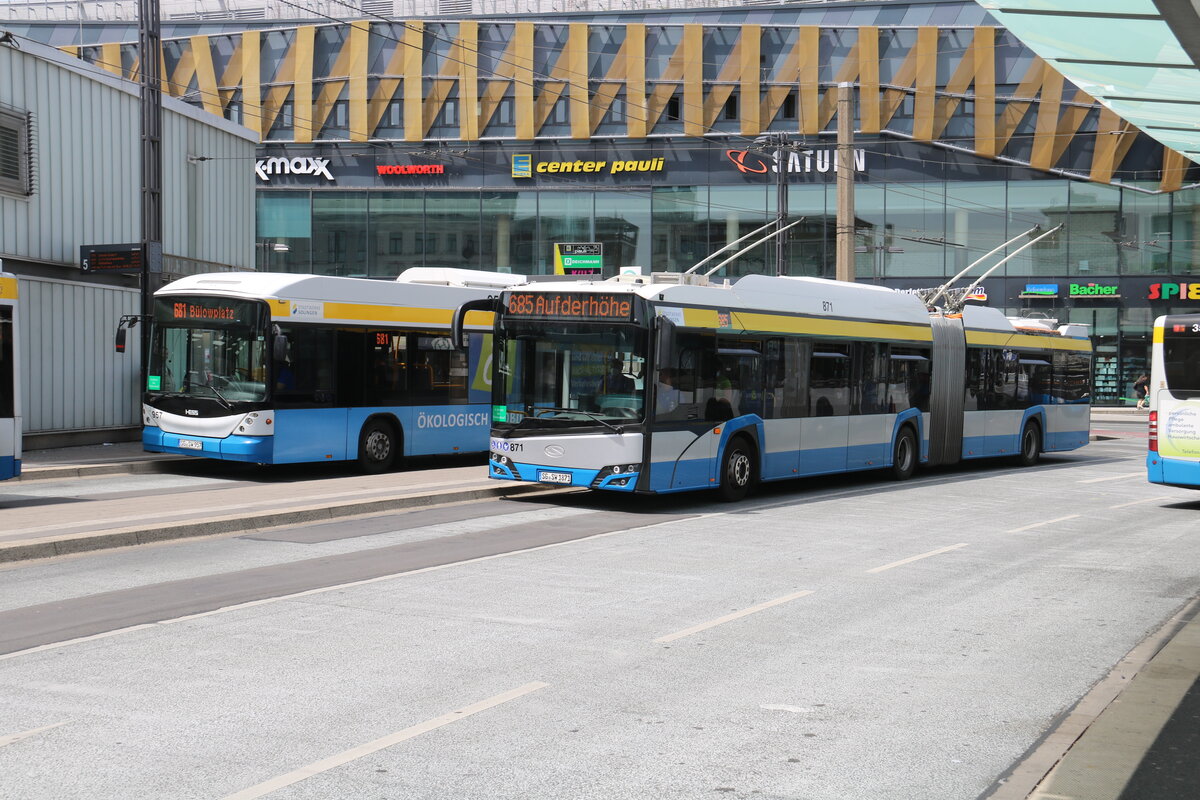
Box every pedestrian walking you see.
[1134,373,1150,411]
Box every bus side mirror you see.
[452,298,498,352]
[115,314,142,354]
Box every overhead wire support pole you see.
[774,133,787,277]
[138,0,163,390]
[835,81,856,282]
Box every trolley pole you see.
[835,82,856,282]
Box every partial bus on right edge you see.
[1148,314,1200,488]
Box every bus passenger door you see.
[799,343,850,474]
[652,335,718,491]
[847,343,890,469]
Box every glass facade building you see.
[36,0,1200,405]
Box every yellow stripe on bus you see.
[1153,325,1165,344]
[679,307,932,343]
[964,330,1091,352]
[677,305,1087,351]
[0,277,18,299]
[735,312,934,342]
[268,300,494,328]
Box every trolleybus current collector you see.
[131,268,525,471]
[466,273,1092,500]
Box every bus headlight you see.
[489,451,521,479]
[592,463,641,488]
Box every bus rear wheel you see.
[358,419,397,473]
[717,436,756,502]
[890,426,917,481]
[1016,421,1042,467]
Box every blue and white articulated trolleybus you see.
[1147,314,1200,488]
[138,268,524,472]
[470,274,1092,500]
[0,272,20,480]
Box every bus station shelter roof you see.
[978,0,1200,165]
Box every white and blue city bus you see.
[0,271,20,480]
[1147,314,1200,488]
[136,268,524,472]
[468,274,1092,500]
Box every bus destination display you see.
[505,292,634,321]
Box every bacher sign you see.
[255,156,334,182]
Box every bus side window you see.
[409,333,470,406]
[275,325,335,407]
[366,332,407,406]
[854,343,887,415]
[779,338,808,418]
[890,347,931,412]
[809,342,851,417]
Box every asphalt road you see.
[1,434,1197,800]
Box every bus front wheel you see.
[717,436,756,502]
[1016,421,1042,467]
[358,419,397,473]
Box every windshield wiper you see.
[533,407,625,434]
[201,382,234,411]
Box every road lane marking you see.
[1109,495,1174,509]
[1077,472,1144,484]
[221,682,549,800]
[866,543,969,574]
[1007,515,1080,534]
[0,515,713,662]
[654,590,814,643]
[0,624,156,663]
[0,721,68,748]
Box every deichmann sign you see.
[1068,282,1119,298]
[512,155,665,177]
[725,148,867,175]
[554,243,603,276]
[1149,282,1200,300]
[255,157,334,182]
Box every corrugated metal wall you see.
[0,49,141,264]
[162,108,257,270]
[0,40,256,438]
[0,43,256,270]
[19,277,140,433]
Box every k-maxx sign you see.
[255,157,335,182]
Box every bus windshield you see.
[149,297,269,404]
[498,322,648,428]
[1163,320,1200,399]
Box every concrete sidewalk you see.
[1,452,553,563]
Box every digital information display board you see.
[504,291,635,322]
[80,242,167,274]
